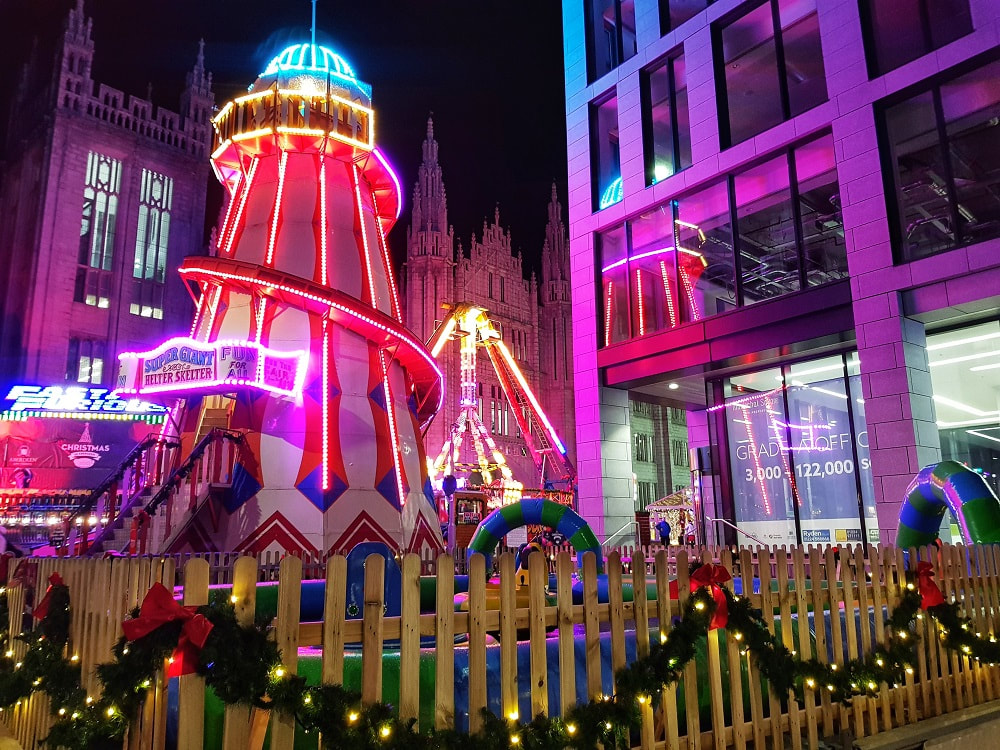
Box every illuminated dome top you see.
[262,43,357,80]
[253,41,372,101]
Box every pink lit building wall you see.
[562,0,1000,545]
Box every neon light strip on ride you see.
[321,318,330,491]
[371,194,402,320]
[371,149,403,222]
[319,158,328,286]
[215,172,241,251]
[265,151,288,266]
[352,164,378,308]
[222,159,259,257]
[177,266,445,418]
[493,340,567,455]
[379,350,407,506]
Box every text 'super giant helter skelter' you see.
[116,42,444,555]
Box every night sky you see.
[0,0,568,274]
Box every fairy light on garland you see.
[3,560,1000,750]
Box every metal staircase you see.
[87,428,244,555]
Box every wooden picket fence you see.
[4,543,1000,749]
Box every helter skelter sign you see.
[115,337,307,398]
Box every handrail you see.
[84,428,245,556]
[706,515,768,547]
[143,429,245,516]
[602,519,636,548]
[64,435,180,531]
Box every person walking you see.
[685,518,696,546]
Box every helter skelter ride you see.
[424,303,576,514]
[113,42,446,555]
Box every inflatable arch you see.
[467,498,604,572]
[897,460,1000,548]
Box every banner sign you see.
[2,385,167,420]
[0,416,160,490]
[116,338,307,398]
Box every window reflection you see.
[596,134,845,345]
[676,182,735,320]
[658,0,711,35]
[863,0,972,76]
[735,153,799,303]
[599,225,630,344]
[643,53,691,186]
[718,0,826,146]
[794,135,846,286]
[719,353,876,545]
[586,0,637,82]
[591,94,622,210]
[884,59,1000,261]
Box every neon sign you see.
[116,338,306,397]
[2,385,168,420]
[115,338,308,398]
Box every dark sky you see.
[0,0,568,275]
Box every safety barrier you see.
[4,543,1000,749]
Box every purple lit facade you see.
[563,0,1000,546]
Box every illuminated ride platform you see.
[425,304,576,524]
[113,42,444,555]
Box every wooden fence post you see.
[178,558,209,750]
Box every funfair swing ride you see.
[424,303,576,512]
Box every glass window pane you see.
[645,63,677,184]
[674,55,692,171]
[587,0,617,80]
[592,95,622,210]
[599,225,630,345]
[644,55,690,185]
[926,0,973,52]
[785,356,865,545]
[587,0,636,81]
[885,91,955,259]
[847,356,879,543]
[866,0,925,73]
[735,153,798,304]
[722,3,782,144]
[620,1,638,64]
[794,135,847,286]
[631,204,680,333]
[927,321,1000,510]
[778,0,827,117]
[675,181,735,321]
[724,368,798,545]
[660,0,710,34]
[866,0,972,75]
[940,61,1000,247]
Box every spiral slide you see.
[896,460,1000,548]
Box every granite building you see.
[403,118,577,488]
[0,0,213,387]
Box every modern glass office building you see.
[561,0,1000,546]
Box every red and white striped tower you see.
[117,43,444,555]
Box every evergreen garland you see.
[0,561,995,750]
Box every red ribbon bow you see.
[915,561,945,610]
[122,582,214,678]
[690,563,733,630]
[32,572,65,622]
